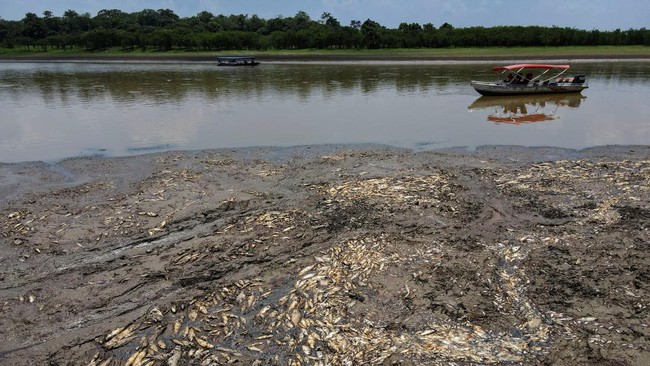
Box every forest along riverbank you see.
[2,46,650,62]
[0,145,648,365]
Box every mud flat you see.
[0,145,648,365]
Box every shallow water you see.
[1,60,649,163]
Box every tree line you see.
[1,9,648,52]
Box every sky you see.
[0,0,647,30]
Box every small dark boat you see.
[217,56,260,66]
[471,64,588,96]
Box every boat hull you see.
[216,56,260,66]
[217,62,260,67]
[471,81,588,96]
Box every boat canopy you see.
[493,64,570,71]
[217,56,256,61]
[489,63,572,84]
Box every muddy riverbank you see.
[2,49,650,63]
[1,145,648,365]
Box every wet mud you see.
[0,145,648,365]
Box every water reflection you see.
[0,63,468,107]
[1,61,650,163]
[468,94,585,125]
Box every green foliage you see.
[1,9,649,53]
[361,19,382,49]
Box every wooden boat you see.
[217,56,260,66]
[470,64,588,96]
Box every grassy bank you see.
[1,45,649,61]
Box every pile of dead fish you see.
[3,210,35,245]
[315,174,457,208]
[82,170,587,365]
[495,159,650,225]
[87,232,554,365]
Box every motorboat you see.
[468,93,585,125]
[217,56,260,66]
[470,64,588,96]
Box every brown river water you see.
[1,60,649,163]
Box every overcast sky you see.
[0,0,646,30]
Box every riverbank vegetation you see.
[3,46,649,61]
[1,9,649,53]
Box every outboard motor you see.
[572,75,586,84]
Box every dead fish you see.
[105,327,125,341]
[302,345,311,356]
[167,347,182,366]
[236,291,246,303]
[195,337,213,349]
[172,339,190,347]
[525,317,543,330]
[188,309,198,321]
[247,345,263,352]
[97,359,112,366]
[247,294,256,309]
[173,319,182,334]
[103,323,139,349]
[257,306,271,318]
[124,349,146,366]
[578,317,597,322]
[299,265,316,275]
[156,339,166,350]
[290,310,302,327]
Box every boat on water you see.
[470,64,588,96]
[217,56,260,66]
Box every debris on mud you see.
[0,146,648,365]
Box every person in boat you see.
[504,73,514,83]
[524,73,534,84]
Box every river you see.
[1,60,649,163]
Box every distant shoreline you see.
[2,46,650,62]
[2,54,650,62]
[2,54,650,63]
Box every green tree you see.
[0,19,17,47]
[293,11,312,30]
[361,19,382,49]
[94,9,129,29]
[398,22,422,48]
[137,9,161,27]
[3,7,649,52]
[340,26,362,48]
[196,11,214,24]
[247,15,266,32]
[42,11,60,35]
[22,13,46,40]
[148,29,174,50]
[62,10,92,33]
[157,9,179,28]
[267,16,290,33]
[213,15,237,31]
[321,12,341,28]
[82,28,117,50]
